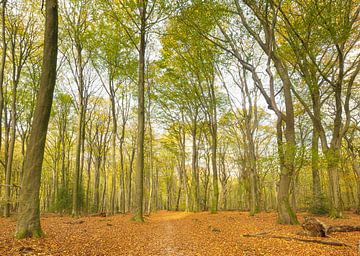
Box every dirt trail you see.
[149,212,191,256]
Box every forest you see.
[0,0,360,255]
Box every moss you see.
[15,228,43,239]
[132,215,144,222]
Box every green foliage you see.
[307,194,329,215]
[54,186,72,214]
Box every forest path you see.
[149,211,192,256]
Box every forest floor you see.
[0,211,360,256]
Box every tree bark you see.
[0,0,6,154]
[133,0,146,222]
[15,0,58,238]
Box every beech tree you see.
[15,0,58,238]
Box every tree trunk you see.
[71,40,85,216]
[133,0,146,222]
[0,0,7,153]
[119,134,125,213]
[127,146,135,212]
[276,116,298,224]
[110,91,117,215]
[191,118,200,212]
[352,160,360,214]
[211,129,218,213]
[15,0,58,238]
[325,146,342,218]
[93,156,101,212]
[311,129,323,212]
[4,27,20,217]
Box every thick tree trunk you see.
[133,0,146,222]
[326,148,342,218]
[353,161,360,214]
[276,116,298,225]
[15,0,58,238]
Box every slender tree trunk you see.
[119,132,125,213]
[211,123,218,213]
[127,146,135,212]
[4,34,20,217]
[15,0,58,238]
[175,166,183,211]
[133,0,146,222]
[0,0,7,153]
[93,156,101,212]
[191,118,200,212]
[311,129,323,212]
[85,146,92,213]
[72,43,85,217]
[110,91,117,215]
[60,116,67,188]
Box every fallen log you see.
[327,225,360,233]
[302,217,360,237]
[243,233,348,247]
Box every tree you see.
[15,0,58,238]
[133,0,146,222]
[272,0,360,217]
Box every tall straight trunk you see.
[4,105,15,217]
[0,0,6,153]
[204,153,210,211]
[85,146,92,213]
[175,165,183,211]
[311,129,323,212]
[72,104,83,216]
[179,118,189,212]
[119,127,126,213]
[15,0,58,238]
[191,118,200,212]
[60,117,67,187]
[246,125,258,216]
[133,0,146,222]
[93,156,101,212]
[210,121,218,214]
[326,147,342,218]
[72,43,85,217]
[326,75,343,218]
[127,146,135,212]
[4,31,20,217]
[146,98,154,215]
[110,93,117,215]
